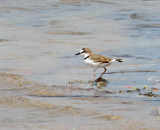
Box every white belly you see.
[84,58,111,69]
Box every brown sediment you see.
[70,87,94,91]
[95,89,116,94]
[52,106,81,116]
[51,105,102,117]
[0,39,9,42]
[0,73,32,87]
[58,85,94,91]
[0,95,57,109]
[0,72,63,97]
[43,52,57,55]
[70,96,116,105]
[60,0,82,4]
[28,89,61,97]
[48,31,90,35]
[111,108,134,111]
[60,0,115,4]
[98,114,124,120]
[120,101,134,105]
[138,24,160,28]
[0,7,33,11]
[106,70,157,74]
[69,79,108,87]
[68,80,85,84]
[91,0,115,4]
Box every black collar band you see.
[84,55,90,60]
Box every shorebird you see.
[75,48,123,83]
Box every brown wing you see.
[90,54,112,63]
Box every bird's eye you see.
[80,49,85,53]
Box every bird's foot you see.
[95,77,107,82]
[95,77,102,82]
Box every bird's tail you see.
[116,59,123,62]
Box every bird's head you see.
[75,48,92,56]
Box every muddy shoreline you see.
[0,73,159,130]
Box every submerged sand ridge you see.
[0,95,57,109]
[0,72,159,129]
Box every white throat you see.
[84,53,90,59]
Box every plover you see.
[75,48,123,82]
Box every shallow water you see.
[0,0,160,129]
[1,0,159,90]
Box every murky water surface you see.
[0,0,160,129]
[0,0,159,85]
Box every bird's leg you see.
[97,67,107,81]
[92,69,96,82]
[100,67,107,78]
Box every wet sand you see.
[0,73,160,130]
[0,0,160,129]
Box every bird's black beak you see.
[75,52,81,55]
